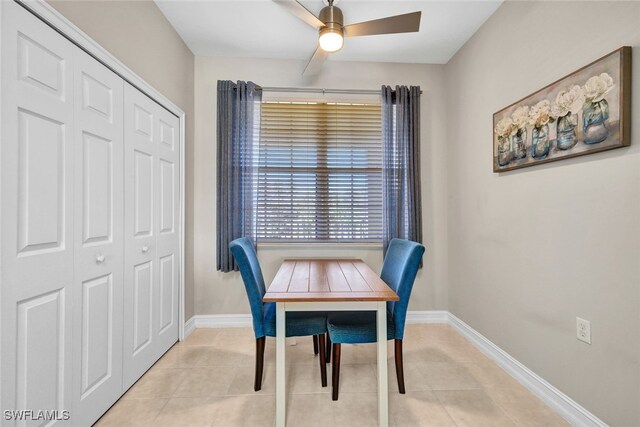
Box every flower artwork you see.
[582,73,615,145]
[551,85,585,118]
[583,73,615,102]
[493,47,631,172]
[495,116,514,166]
[529,100,552,159]
[510,106,529,160]
[552,86,584,150]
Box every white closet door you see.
[122,84,157,388]
[154,104,180,358]
[123,83,179,388]
[71,48,124,426]
[0,1,75,424]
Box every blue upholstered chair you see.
[326,238,425,400]
[229,237,328,391]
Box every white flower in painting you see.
[583,73,615,102]
[551,85,585,117]
[528,100,552,128]
[495,116,514,138]
[510,105,530,130]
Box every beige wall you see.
[444,2,640,425]
[194,57,449,315]
[48,0,196,319]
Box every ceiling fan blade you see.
[344,11,421,37]
[272,0,325,29]
[303,46,328,76]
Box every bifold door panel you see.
[153,100,180,361]
[1,2,75,424]
[71,48,125,426]
[123,83,181,390]
[123,85,158,389]
[1,2,181,425]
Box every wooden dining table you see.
[263,259,399,427]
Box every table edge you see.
[263,294,400,303]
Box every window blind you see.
[257,101,383,242]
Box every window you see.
[257,101,382,242]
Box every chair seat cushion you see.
[262,302,327,338]
[327,311,395,344]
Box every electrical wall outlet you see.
[576,317,591,344]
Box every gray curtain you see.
[217,80,262,272]
[381,85,422,256]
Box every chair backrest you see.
[380,238,426,339]
[229,237,267,337]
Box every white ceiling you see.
[155,0,502,64]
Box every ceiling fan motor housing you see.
[319,5,344,36]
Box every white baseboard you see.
[447,313,607,427]
[406,310,449,324]
[194,314,253,329]
[181,310,606,427]
[183,316,196,339]
[186,310,446,333]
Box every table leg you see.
[377,301,388,427]
[276,302,286,427]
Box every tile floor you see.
[95,324,569,427]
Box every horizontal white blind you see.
[257,101,382,242]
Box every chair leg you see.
[326,334,332,363]
[318,334,327,387]
[254,337,266,392]
[313,335,319,355]
[331,343,341,401]
[395,339,406,394]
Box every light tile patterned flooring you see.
[95,324,569,427]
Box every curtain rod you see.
[261,87,379,95]
[260,86,423,95]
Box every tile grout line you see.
[431,389,462,427]
[147,397,172,427]
[485,391,524,427]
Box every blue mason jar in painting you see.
[582,99,609,144]
[556,113,578,150]
[531,124,550,159]
[511,128,527,160]
[497,136,512,166]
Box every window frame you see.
[255,98,383,243]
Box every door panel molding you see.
[16,288,66,416]
[132,261,153,355]
[80,273,113,397]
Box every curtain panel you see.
[381,85,423,256]
[217,80,262,272]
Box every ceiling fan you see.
[273,0,422,76]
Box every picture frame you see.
[493,46,631,172]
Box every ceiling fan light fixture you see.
[319,27,343,52]
[271,0,422,76]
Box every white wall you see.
[445,2,640,425]
[194,57,449,315]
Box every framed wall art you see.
[493,46,631,172]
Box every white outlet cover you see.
[576,317,591,345]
